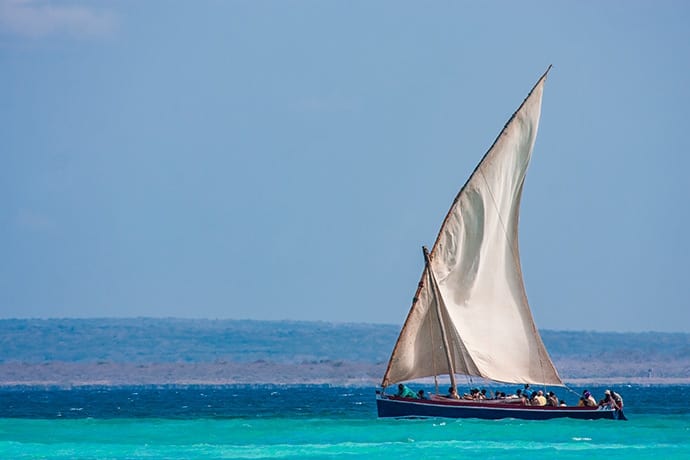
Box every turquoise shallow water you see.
[2,416,689,459]
[1,385,688,459]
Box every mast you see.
[423,246,457,393]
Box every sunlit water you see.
[1,385,688,459]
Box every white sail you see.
[382,68,563,387]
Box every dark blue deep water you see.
[0,384,685,418]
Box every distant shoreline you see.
[2,319,688,389]
[2,379,689,388]
[0,361,688,388]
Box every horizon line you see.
[0,316,688,335]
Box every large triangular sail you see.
[382,67,563,388]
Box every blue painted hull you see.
[376,395,624,420]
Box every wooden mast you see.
[423,246,457,394]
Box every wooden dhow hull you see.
[376,394,624,420]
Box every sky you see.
[1,0,689,332]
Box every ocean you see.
[1,384,688,459]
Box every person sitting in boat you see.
[502,389,528,404]
[514,389,529,404]
[546,391,559,407]
[532,390,547,406]
[417,389,429,400]
[610,390,623,410]
[396,383,418,399]
[502,390,519,403]
[599,389,623,410]
[462,388,476,400]
[578,390,597,407]
[598,392,611,407]
[466,388,485,400]
[445,386,460,399]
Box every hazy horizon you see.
[1,316,688,335]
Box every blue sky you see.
[1,1,689,332]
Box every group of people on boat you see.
[505,385,562,406]
[578,389,624,410]
[395,383,563,406]
[440,384,564,406]
[395,383,623,410]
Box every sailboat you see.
[376,67,625,420]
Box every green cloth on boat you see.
[396,384,417,399]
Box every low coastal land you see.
[2,360,688,388]
[1,318,688,387]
